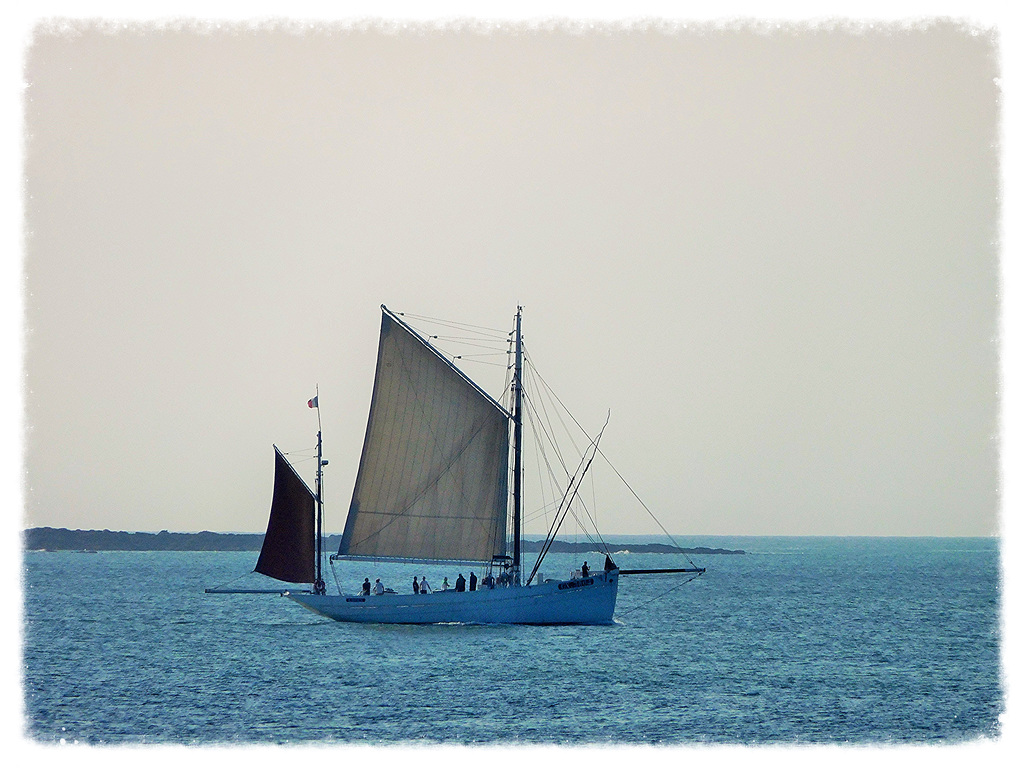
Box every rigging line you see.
[522,349,560,453]
[521,368,611,558]
[520,340,604,557]
[565,502,601,545]
[443,354,509,364]
[522,357,579,479]
[425,338,508,352]
[398,312,508,336]
[572,456,608,554]
[547,447,609,553]
[207,572,250,592]
[524,348,586,460]
[329,558,343,596]
[522,387,568,482]
[525,397,606,553]
[615,572,703,617]
[284,454,318,468]
[208,570,292,593]
[523,395,567,535]
[527,414,610,585]
[526,362,698,570]
[602,462,698,570]
[521,369,560,474]
[520,366,608,554]
[524,397,565,548]
[429,335,511,346]
[527,445,598,585]
[523,511,552,526]
[524,413,565,551]
[524,497,561,519]
[520,366,605,565]
[529,426,596,571]
[448,358,508,368]
[521,370,605,553]
[523,397,556,536]
[554,424,611,554]
[280,447,318,458]
[428,342,508,365]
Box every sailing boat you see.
[212,305,703,624]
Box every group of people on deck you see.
[358,568,518,596]
[359,576,435,595]
[359,558,612,597]
[360,578,388,595]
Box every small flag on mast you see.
[308,396,318,409]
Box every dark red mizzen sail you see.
[254,447,316,583]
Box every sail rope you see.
[522,401,606,553]
[280,452,318,468]
[526,414,609,586]
[520,360,565,530]
[521,349,611,550]
[523,398,563,535]
[402,316,513,371]
[523,498,561,525]
[329,557,343,595]
[206,572,256,592]
[427,336,509,348]
[436,354,508,368]
[522,349,613,554]
[396,311,508,337]
[205,567,309,593]
[614,571,704,617]
[524,362,701,571]
[523,349,586,458]
[520,362,607,553]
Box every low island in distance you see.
[23,527,745,555]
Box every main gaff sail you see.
[338,309,510,563]
[254,447,317,583]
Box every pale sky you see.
[16,10,1006,538]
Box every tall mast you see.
[512,306,523,585]
[314,385,325,595]
[316,429,323,590]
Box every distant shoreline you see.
[22,527,745,555]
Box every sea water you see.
[22,537,1001,745]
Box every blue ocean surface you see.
[22,537,1001,745]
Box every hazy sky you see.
[20,15,1001,538]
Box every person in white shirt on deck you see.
[373,578,385,595]
[420,576,431,593]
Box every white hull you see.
[288,569,619,625]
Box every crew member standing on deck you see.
[420,576,431,593]
[469,572,478,591]
[581,562,590,577]
[456,573,466,592]
[413,576,420,594]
